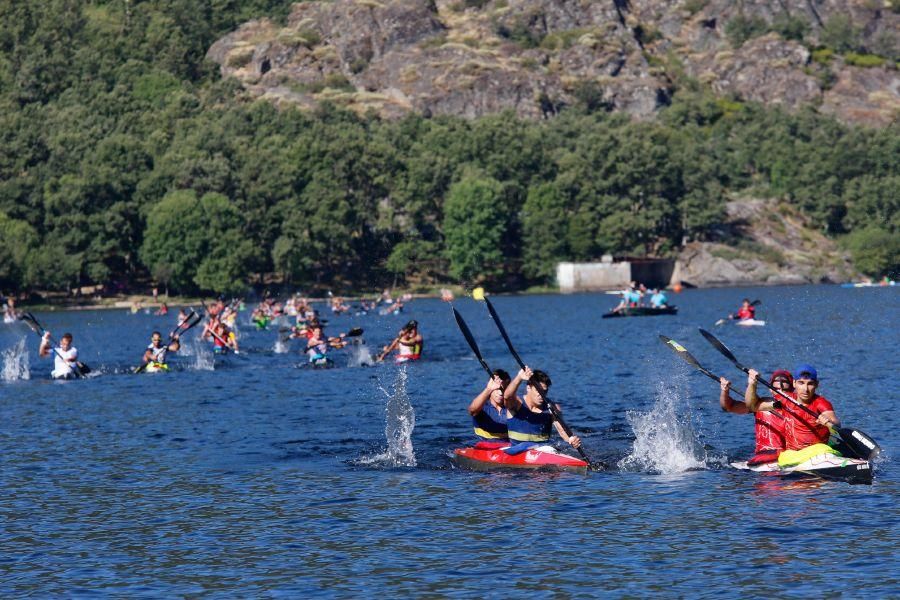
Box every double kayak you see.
[453,444,588,473]
[731,453,872,485]
[602,306,678,318]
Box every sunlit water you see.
[1,286,898,595]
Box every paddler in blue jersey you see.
[467,369,511,449]
[502,366,581,455]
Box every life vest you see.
[472,402,509,441]
[147,343,168,364]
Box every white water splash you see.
[619,383,707,474]
[190,337,215,371]
[346,343,373,367]
[1,338,30,381]
[358,367,417,467]
[273,336,290,354]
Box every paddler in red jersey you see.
[746,364,839,451]
[730,298,756,321]
[467,369,511,449]
[719,370,792,463]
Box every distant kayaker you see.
[306,324,330,366]
[38,331,81,380]
[745,364,839,451]
[142,330,180,370]
[467,369,511,448]
[203,313,238,354]
[730,299,756,321]
[380,320,423,362]
[719,370,792,457]
[502,366,581,455]
[612,284,642,314]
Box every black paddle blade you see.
[76,362,91,376]
[659,335,701,369]
[839,427,881,461]
[698,328,744,370]
[751,299,762,306]
[452,308,491,375]
[346,327,364,337]
[483,297,525,370]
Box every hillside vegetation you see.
[0,1,897,298]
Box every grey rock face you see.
[206,0,899,125]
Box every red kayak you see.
[453,444,588,472]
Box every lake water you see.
[1,286,898,596]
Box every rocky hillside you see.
[674,199,859,286]
[207,0,899,126]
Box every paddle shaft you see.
[658,336,748,407]
[483,298,593,465]
[452,308,492,376]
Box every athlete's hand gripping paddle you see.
[698,328,880,460]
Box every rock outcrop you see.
[674,199,859,287]
[207,0,900,126]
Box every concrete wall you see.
[557,261,631,292]
[557,259,676,292]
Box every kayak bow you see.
[454,445,589,473]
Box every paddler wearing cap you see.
[745,364,840,451]
[719,370,792,459]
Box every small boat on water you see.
[602,306,677,318]
[731,452,872,485]
[453,444,588,473]
[735,318,765,327]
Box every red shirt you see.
[780,392,834,450]
[736,306,756,320]
[754,408,786,452]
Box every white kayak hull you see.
[731,453,872,484]
[735,319,766,327]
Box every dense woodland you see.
[0,0,897,296]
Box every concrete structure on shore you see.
[557,256,677,292]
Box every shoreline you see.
[6,279,874,312]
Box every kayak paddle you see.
[20,312,91,377]
[658,335,750,407]
[698,328,881,460]
[452,308,492,376]
[482,297,601,470]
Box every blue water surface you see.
[1,285,898,597]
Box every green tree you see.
[521,182,569,281]
[443,173,507,283]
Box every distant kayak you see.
[731,453,871,485]
[602,306,677,318]
[840,281,896,288]
[734,318,765,327]
[453,444,588,472]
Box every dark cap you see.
[405,320,418,329]
[793,364,818,381]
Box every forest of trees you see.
[0,0,897,297]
